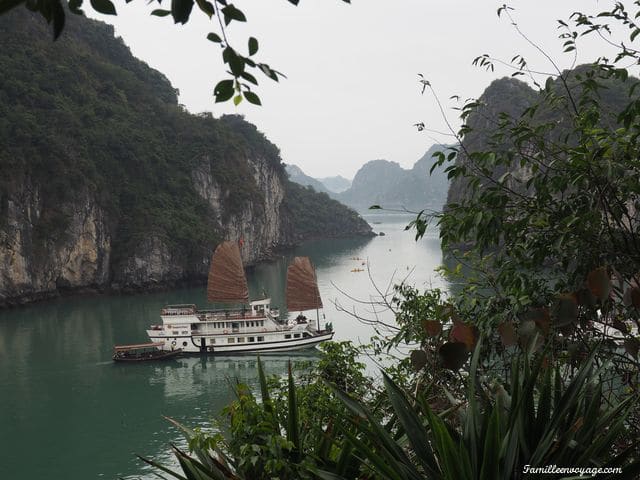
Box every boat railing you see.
[161,307,197,316]
[199,311,268,322]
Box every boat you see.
[146,241,334,354]
[112,342,183,362]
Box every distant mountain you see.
[335,145,452,211]
[319,175,351,193]
[446,71,638,208]
[284,164,331,194]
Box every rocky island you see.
[0,10,372,307]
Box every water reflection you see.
[0,217,445,480]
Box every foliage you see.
[0,0,351,105]
[0,9,370,275]
[282,181,372,240]
[415,3,640,340]
[395,0,640,457]
[322,341,640,480]
[141,342,371,479]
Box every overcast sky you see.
[87,1,636,179]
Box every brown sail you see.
[207,241,249,303]
[287,256,323,311]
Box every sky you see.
[86,0,637,179]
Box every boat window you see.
[182,341,188,347]
[303,333,311,338]
[172,331,179,335]
[209,338,216,344]
[228,338,236,344]
[237,337,245,343]
[294,334,301,338]
[248,337,255,342]
[257,336,264,342]
[285,334,291,339]
[182,331,188,335]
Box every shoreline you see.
[0,232,375,310]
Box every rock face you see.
[199,154,289,264]
[0,183,111,303]
[0,10,372,307]
[445,77,537,207]
[0,142,367,306]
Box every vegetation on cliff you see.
[0,8,371,300]
[1,0,351,105]
[281,181,372,241]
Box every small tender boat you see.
[112,342,182,362]
[146,241,334,355]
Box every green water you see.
[0,214,445,479]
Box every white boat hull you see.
[147,302,334,355]
[148,330,334,355]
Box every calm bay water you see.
[0,214,445,480]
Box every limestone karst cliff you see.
[0,9,371,306]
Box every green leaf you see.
[221,4,246,25]
[240,70,258,86]
[51,0,66,40]
[330,386,415,474]
[206,32,222,43]
[286,362,301,460]
[248,36,259,56]
[137,455,189,480]
[171,0,194,24]
[243,91,261,105]
[258,63,279,81]
[381,372,441,477]
[479,404,501,480]
[233,94,242,106]
[223,47,244,76]
[68,0,83,15]
[90,0,116,15]
[213,79,234,103]
[195,0,214,18]
[151,9,172,17]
